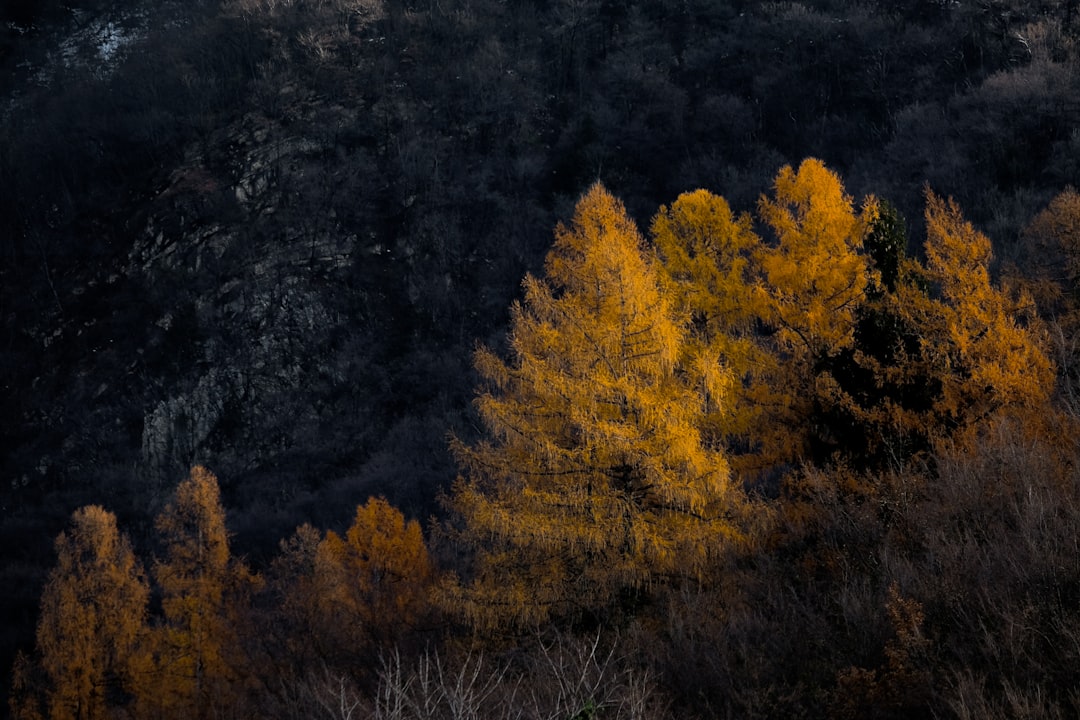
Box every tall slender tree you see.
[651,189,772,468]
[146,466,256,720]
[894,191,1055,443]
[754,158,879,463]
[22,506,149,720]
[445,183,740,631]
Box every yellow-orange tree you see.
[893,191,1054,443]
[16,506,149,720]
[650,189,774,470]
[144,466,257,720]
[754,158,879,463]
[445,183,739,632]
[1019,188,1080,416]
[651,188,762,346]
[272,497,433,673]
[757,158,875,358]
[317,497,432,648]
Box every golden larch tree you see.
[650,188,780,473]
[754,158,879,463]
[23,505,149,720]
[145,466,257,720]
[651,188,762,344]
[756,158,877,359]
[445,182,738,632]
[295,497,433,670]
[895,191,1055,442]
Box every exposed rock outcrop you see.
[127,110,362,492]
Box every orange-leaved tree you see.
[1018,187,1080,418]
[651,188,762,346]
[319,497,432,643]
[893,191,1055,444]
[265,499,433,688]
[445,182,741,632]
[650,189,775,471]
[756,158,876,360]
[754,158,879,463]
[143,466,258,720]
[14,506,149,720]
[306,497,432,667]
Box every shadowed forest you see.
[4,0,1080,717]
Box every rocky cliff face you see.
[128,111,359,494]
[1,0,551,577]
[109,101,473,549]
[3,92,469,553]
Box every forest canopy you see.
[13,164,1080,718]
[4,0,1080,715]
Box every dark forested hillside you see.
[3,0,1080,716]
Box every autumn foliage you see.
[444,183,740,631]
[17,506,148,720]
[14,163,1080,719]
[271,497,433,676]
